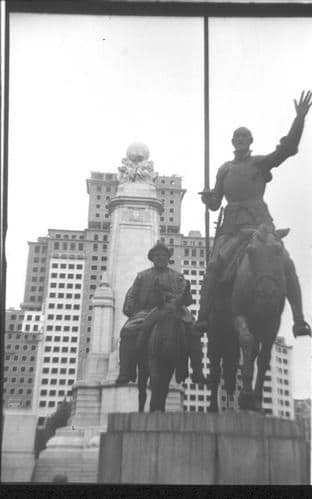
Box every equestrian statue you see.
[116,241,207,412]
[197,90,312,412]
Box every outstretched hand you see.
[294,90,312,118]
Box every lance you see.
[204,16,210,269]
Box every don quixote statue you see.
[197,90,312,412]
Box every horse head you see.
[240,224,289,315]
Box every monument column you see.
[104,143,163,379]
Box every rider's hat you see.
[148,241,173,262]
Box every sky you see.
[6,14,312,398]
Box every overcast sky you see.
[6,14,312,398]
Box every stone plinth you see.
[98,412,309,485]
[33,382,184,483]
[1,411,37,482]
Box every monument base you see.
[32,380,184,482]
[98,411,309,485]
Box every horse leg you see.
[138,362,148,412]
[223,326,240,410]
[234,315,256,410]
[149,357,162,412]
[158,365,175,412]
[254,340,273,412]
[207,338,221,413]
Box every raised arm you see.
[260,90,312,172]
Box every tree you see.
[34,398,72,458]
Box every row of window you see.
[28,296,42,302]
[6,344,36,351]
[276,357,288,364]
[186,394,211,402]
[47,293,80,300]
[43,357,76,364]
[183,260,205,267]
[40,390,67,396]
[4,366,34,373]
[54,242,84,250]
[32,267,46,273]
[54,233,84,239]
[183,270,205,276]
[42,367,75,374]
[183,240,204,247]
[44,346,76,353]
[4,377,33,384]
[41,378,75,386]
[46,328,79,335]
[5,355,35,362]
[276,346,288,354]
[52,263,83,270]
[184,249,205,258]
[33,245,47,253]
[51,273,82,279]
[8,323,40,332]
[32,257,46,263]
[6,314,25,321]
[48,303,80,310]
[277,378,289,385]
[4,388,32,395]
[47,314,80,321]
[278,399,290,406]
[39,398,71,408]
[30,286,44,292]
[160,217,175,222]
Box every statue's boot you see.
[116,335,137,384]
[285,257,311,337]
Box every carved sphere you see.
[126,142,150,162]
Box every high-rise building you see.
[5,165,295,420]
[3,309,43,410]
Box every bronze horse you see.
[136,281,190,412]
[233,224,289,410]
[207,224,288,412]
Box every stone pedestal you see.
[1,411,37,482]
[32,382,184,483]
[98,412,309,485]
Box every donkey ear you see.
[275,228,290,239]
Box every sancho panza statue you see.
[116,241,206,386]
[198,91,311,338]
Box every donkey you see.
[136,280,191,412]
[232,224,289,411]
